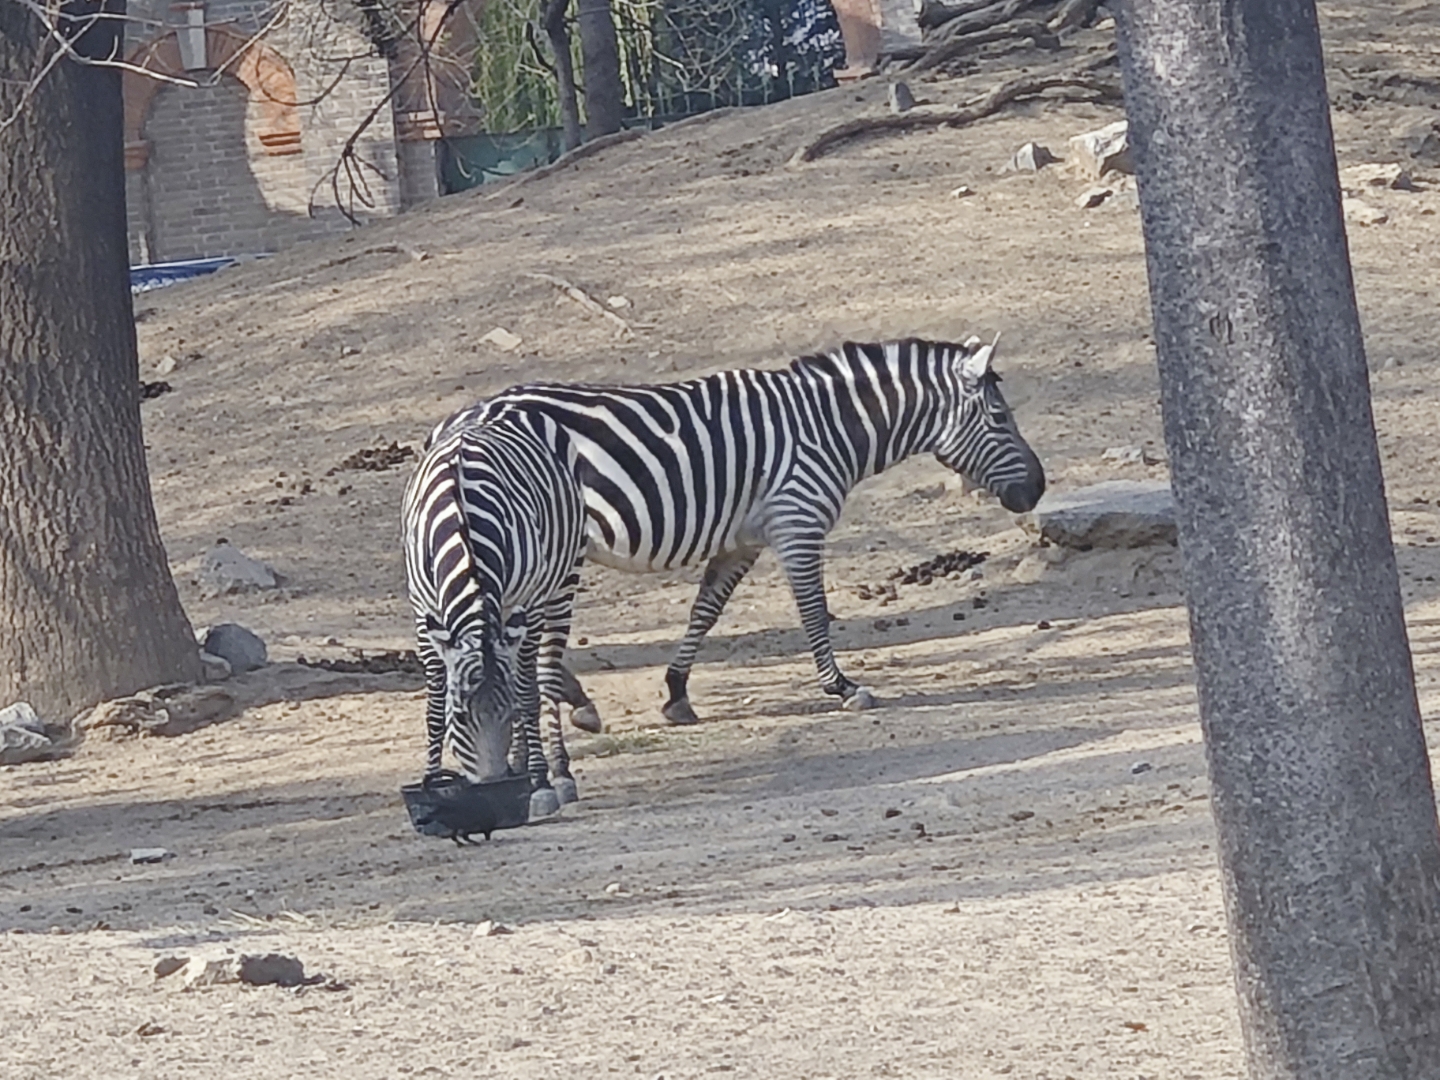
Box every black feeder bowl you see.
[402,770,530,844]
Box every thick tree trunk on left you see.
[576,0,623,137]
[0,0,201,721]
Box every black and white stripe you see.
[436,336,1045,724]
[403,411,589,816]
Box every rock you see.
[1068,119,1131,179]
[1002,141,1057,173]
[473,920,512,937]
[1339,162,1416,193]
[1131,761,1153,775]
[1102,444,1162,466]
[605,295,630,309]
[1075,185,1112,209]
[1022,479,1177,549]
[130,848,172,864]
[604,882,624,895]
[0,702,76,765]
[196,541,277,598]
[1343,198,1388,226]
[949,185,975,199]
[1009,810,1035,822]
[202,624,267,674]
[80,684,238,740]
[888,81,916,114]
[199,651,233,683]
[182,952,309,990]
[153,956,187,979]
[480,326,523,351]
[1012,545,1066,584]
[1393,117,1440,165]
[154,354,178,376]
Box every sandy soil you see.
[6,4,1440,1077]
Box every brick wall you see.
[125,0,405,263]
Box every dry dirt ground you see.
[6,4,1440,1077]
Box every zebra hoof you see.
[570,703,603,734]
[662,698,701,726]
[843,686,878,712]
[553,776,579,805]
[529,786,562,820]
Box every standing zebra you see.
[436,335,1045,725]
[403,410,589,817]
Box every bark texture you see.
[0,0,200,721]
[1114,1,1440,1076]
[576,0,623,138]
[542,0,583,151]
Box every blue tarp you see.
[129,257,239,293]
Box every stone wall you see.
[123,0,403,263]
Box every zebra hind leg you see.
[662,549,761,725]
[515,628,562,820]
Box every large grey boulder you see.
[196,541,277,598]
[203,624,268,674]
[1068,119,1132,180]
[1022,480,1177,549]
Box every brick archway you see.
[123,26,302,170]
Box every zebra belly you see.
[581,512,765,572]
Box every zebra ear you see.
[960,332,1001,382]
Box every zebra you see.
[403,409,590,818]
[434,335,1045,726]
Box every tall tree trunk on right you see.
[576,0,623,137]
[542,0,582,151]
[0,0,201,721]
[1114,0,1440,1075]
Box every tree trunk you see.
[0,0,201,722]
[576,0,624,138]
[1114,1,1440,1076]
[542,0,583,151]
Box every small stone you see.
[1339,162,1416,192]
[1381,356,1402,371]
[153,956,187,979]
[1393,117,1440,165]
[237,953,307,987]
[1131,761,1154,775]
[1343,198,1388,226]
[1068,119,1131,179]
[154,354,178,376]
[196,541,277,598]
[820,807,839,817]
[781,834,797,842]
[1076,185,1113,209]
[873,618,892,631]
[1102,444,1161,466]
[202,624,267,674]
[1036,620,1052,630]
[604,882,623,894]
[130,848,172,864]
[1094,15,1115,29]
[884,808,901,818]
[198,651,232,683]
[949,185,975,199]
[888,81,916,114]
[181,956,239,989]
[473,920,512,937]
[605,296,630,309]
[480,326,523,351]
[1009,810,1035,822]
[1002,141,1058,173]
[820,833,845,842]
[340,345,360,357]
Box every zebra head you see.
[437,612,526,782]
[932,335,1046,513]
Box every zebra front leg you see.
[418,633,448,777]
[771,532,875,711]
[537,589,580,803]
[515,627,562,820]
[662,548,761,725]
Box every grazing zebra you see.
[403,410,589,818]
[436,335,1045,725]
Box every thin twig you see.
[523,272,635,338]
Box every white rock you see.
[1002,141,1057,173]
[1068,119,1131,180]
[130,848,173,864]
[1102,444,1162,466]
[888,81,916,114]
[949,185,975,199]
[473,920,512,937]
[604,882,623,895]
[154,354,178,376]
[1075,185,1112,209]
[196,542,277,598]
[0,701,44,734]
[605,295,631,309]
[480,326,523,351]
[181,956,240,989]
[199,651,233,683]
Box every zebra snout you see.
[997,475,1045,514]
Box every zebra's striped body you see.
[403,411,588,814]
[435,336,1044,723]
